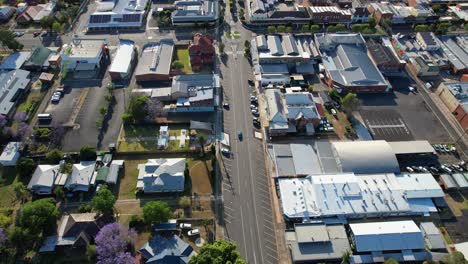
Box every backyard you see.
[0,166,19,207]
[175,48,192,74]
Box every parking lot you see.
[359,76,451,143]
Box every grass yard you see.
[0,166,20,207]
[175,48,192,74]
[444,193,468,217]
[187,156,213,195]
[117,159,145,199]
[119,124,190,152]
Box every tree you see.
[91,186,116,216]
[128,96,149,123]
[341,93,361,113]
[52,21,62,33]
[40,16,54,30]
[189,240,246,264]
[380,18,391,30]
[20,198,59,235]
[310,24,320,33]
[45,148,63,164]
[8,227,32,252]
[415,24,431,32]
[329,89,341,102]
[142,201,172,225]
[219,43,225,54]
[0,30,23,51]
[327,25,336,33]
[432,4,442,13]
[441,251,467,264]
[99,105,108,116]
[13,182,28,203]
[335,24,346,32]
[145,97,166,122]
[341,249,351,264]
[172,60,184,69]
[0,227,6,248]
[34,127,51,142]
[0,214,11,228]
[17,158,37,178]
[277,25,285,32]
[79,204,93,213]
[80,145,97,161]
[54,186,65,201]
[301,24,310,32]
[384,259,399,264]
[368,16,376,28]
[436,22,451,34]
[95,223,136,264]
[267,25,276,34]
[196,133,207,155]
[179,196,191,209]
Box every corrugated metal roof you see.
[388,140,435,154]
[109,40,134,74]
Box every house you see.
[449,3,468,22]
[140,234,196,263]
[309,6,352,25]
[0,69,31,117]
[171,0,218,26]
[0,6,15,21]
[16,1,55,23]
[0,142,21,166]
[109,40,136,80]
[16,3,27,13]
[285,223,351,263]
[23,46,54,71]
[315,33,390,93]
[135,40,174,82]
[349,221,431,263]
[435,82,468,130]
[27,164,69,195]
[136,158,186,193]
[0,51,31,70]
[88,0,149,29]
[188,33,215,71]
[40,213,104,253]
[60,38,108,73]
[416,32,440,51]
[420,222,447,251]
[64,161,96,192]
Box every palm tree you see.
[341,249,351,264]
[196,133,207,155]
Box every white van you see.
[37,113,52,120]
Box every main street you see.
[218,9,279,264]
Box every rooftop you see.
[172,0,218,22]
[135,40,174,77]
[94,0,147,14]
[0,69,30,116]
[0,51,31,70]
[137,158,186,193]
[0,142,21,163]
[109,40,135,74]
[64,38,105,59]
[256,34,317,60]
[439,36,468,71]
[140,234,195,263]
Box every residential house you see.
[435,82,468,130]
[285,223,351,263]
[16,3,27,13]
[16,1,55,23]
[0,142,21,166]
[367,3,394,24]
[416,32,439,51]
[40,213,104,253]
[23,46,54,71]
[27,164,68,195]
[171,0,218,26]
[140,234,196,263]
[0,69,31,117]
[0,51,31,70]
[109,40,136,80]
[0,6,15,21]
[309,6,352,25]
[135,40,174,82]
[315,33,390,93]
[188,33,215,71]
[136,158,186,193]
[60,38,109,73]
[88,0,149,29]
[64,161,96,192]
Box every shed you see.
[420,222,446,251]
[106,160,124,184]
[0,142,21,166]
[440,174,458,190]
[95,166,109,183]
[39,72,54,83]
[452,174,468,189]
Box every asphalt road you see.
[219,12,279,264]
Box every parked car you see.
[452,164,463,172]
[51,93,60,103]
[223,102,229,109]
[406,167,414,173]
[188,229,200,236]
[429,166,439,174]
[251,109,258,115]
[33,31,40,37]
[330,108,337,117]
[440,165,452,174]
[250,104,257,109]
[221,148,230,156]
[179,223,192,229]
[237,131,243,141]
[14,31,24,37]
[411,166,421,172]
[443,145,450,152]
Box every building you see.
[0,142,21,166]
[436,82,468,130]
[452,173,468,189]
[449,3,468,21]
[285,223,351,263]
[40,213,104,253]
[265,90,322,136]
[137,158,186,193]
[0,69,31,117]
[188,33,215,71]
[23,46,54,71]
[351,5,370,23]
[309,6,352,25]
[0,51,31,70]
[135,40,174,82]
[416,32,440,51]
[249,0,311,24]
[420,222,446,251]
[439,36,468,74]
[367,39,405,74]
[412,55,440,77]
[88,0,148,29]
[60,38,108,72]
[0,6,15,21]
[140,234,196,263]
[171,0,218,26]
[64,161,96,192]
[315,33,389,93]
[109,40,135,80]
[16,1,55,23]
[278,172,444,220]
[440,174,458,190]
[27,164,68,195]
[16,3,28,13]
[349,221,429,263]
[367,3,394,24]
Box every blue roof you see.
[140,234,195,264]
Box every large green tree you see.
[91,186,116,216]
[80,145,97,161]
[0,30,24,51]
[189,240,246,264]
[20,198,59,234]
[17,157,37,178]
[40,16,55,30]
[441,251,467,264]
[124,96,149,123]
[341,93,361,113]
[45,149,63,164]
[142,201,172,225]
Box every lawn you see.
[175,48,192,74]
[187,156,213,195]
[119,124,190,152]
[0,166,19,207]
[117,159,145,199]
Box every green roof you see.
[26,47,51,66]
[96,166,109,182]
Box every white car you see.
[408,86,415,92]
[251,109,258,114]
[250,95,257,101]
[406,166,414,173]
[179,223,192,229]
[250,104,257,109]
[188,229,200,236]
[51,95,60,102]
[221,148,230,156]
[330,109,337,116]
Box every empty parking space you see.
[361,109,413,141]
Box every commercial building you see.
[349,221,430,263]
[449,3,468,21]
[435,82,468,130]
[60,38,108,72]
[420,222,446,251]
[351,5,370,23]
[135,40,174,82]
[416,32,440,51]
[249,0,311,24]
[171,0,218,25]
[137,158,186,193]
[0,142,21,166]
[277,172,444,220]
[109,40,136,79]
[285,223,351,263]
[315,33,389,93]
[0,69,31,117]
[367,39,405,74]
[412,55,440,77]
[309,6,352,25]
[88,0,148,29]
[439,36,468,74]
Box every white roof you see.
[64,39,105,59]
[395,173,444,199]
[27,164,61,191]
[109,41,134,74]
[0,142,21,162]
[387,140,435,154]
[65,161,96,191]
[350,220,425,252]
